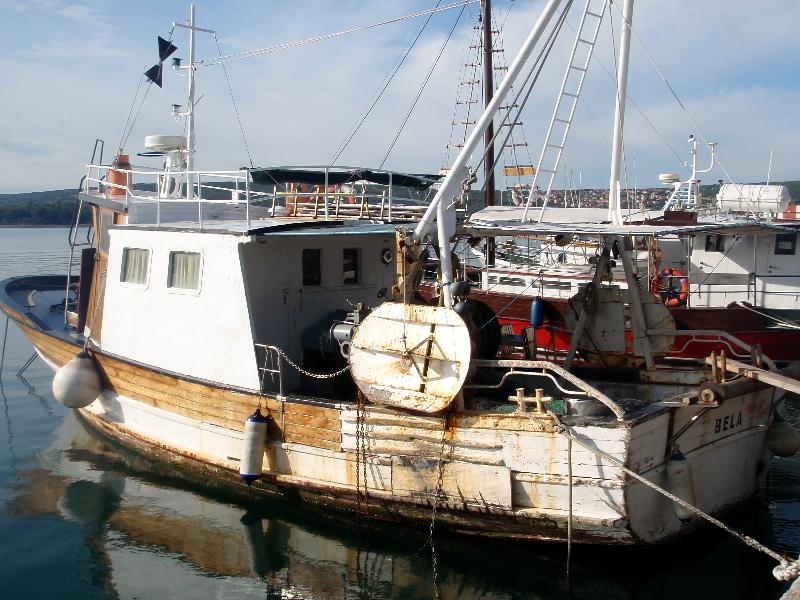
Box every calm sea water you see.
[0,227,797,599]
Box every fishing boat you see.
[2,3,800,565]
[424,0,800,362]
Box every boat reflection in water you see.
[4,410,790,600]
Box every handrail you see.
[469,358,625,420]
[653,328,777,371]
[80,162,438,228]
[253,343,285,400]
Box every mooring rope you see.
[735,301,800,331]
[547,411,799,581]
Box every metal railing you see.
[81,163,439,229]
[653,328,777,371]
[82,164,258,227]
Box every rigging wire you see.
[444,9,481,164]
[606,0,739,187]
[116,73,146,155]
[214,33,254,168]
[472,0,574,178]
[562,16,685,169]
[491,5,537,194]
[195,1,478,68]
[499,0,516,30]
[330,0,444,165]
[478,1,573,176]
[121,82,154,151]
[118,26,176,156]
[380,4,467,168]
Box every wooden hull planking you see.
[15,320,774,544]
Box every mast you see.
[413,0,565,308]
[482,0,496,265]
[173,4,215,201]
[607,0,633,225]
[186,3,197,200]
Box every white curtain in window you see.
[120,248,149,284]
[169,252,201,289]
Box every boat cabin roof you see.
[467,206,796,238]
[111,218,403,238]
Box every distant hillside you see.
[0,189,82,226]
[0,189,77,205]
[1,179,796,226]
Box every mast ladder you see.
[522,0,608,221]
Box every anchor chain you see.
[426,410,450,600]
[271,345,350,379]
[355,390,370,515]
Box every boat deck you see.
[0,275,78,338]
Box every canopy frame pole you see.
[607,0,633,226]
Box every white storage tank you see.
[717,183,791,213]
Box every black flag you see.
[158,36,177,61]
[145,36,178,88]
[144,64,163,88]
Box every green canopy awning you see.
[250,167,442,190]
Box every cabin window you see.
[120,248,149,284]
[168,251,201,290]
[774,233,797,256]
[343,248,360,285]
[705,234,725,253]
[302,249,321,286]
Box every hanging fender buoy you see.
[766,420,800,457]
[653,268,688,307]
[52,351,102,409]
[239,407,269,485]
[666,449,697,521]
[530,296,545,327]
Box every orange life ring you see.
[654,267,688,307]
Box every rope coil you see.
[774,560,800,582]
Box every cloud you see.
[0,0,799,193]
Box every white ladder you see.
[522,0,607,222]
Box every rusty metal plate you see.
[349,302,471,413]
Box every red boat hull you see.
[421,285,800,362]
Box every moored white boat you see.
[2,4,800,570]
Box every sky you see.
[0,0,799,194]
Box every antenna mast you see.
[482,0,496,265]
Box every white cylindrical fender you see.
[766,421,800,458]
[666,449,696,521]
[239,407,268,485]
[52,351,102,409]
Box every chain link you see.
[355,391,370,517]
[427,410,449,600]
[271,345,350,379]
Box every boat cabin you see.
[73,163,438,397]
